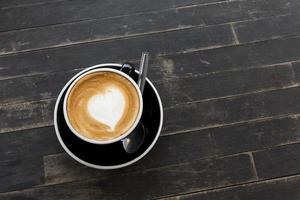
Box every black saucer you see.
[54,64,163,169]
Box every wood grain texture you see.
[0,154,255,199]
[158,36,300,78]
[2,0,299,54]
[175,0,300,26]
[43,114,300,185]
[1,29,300,81]
[0,7,191,55]
[0,0,63,9]
[164,175,300,200]
[0,113,295,189]
[0,24,234,80]
[0,0,174,32]
[0,99,55,133]
[1,0,300,197]
[0,61,295,107]
[3,81,300,134]
[0,70,77,105]
[44,130,214,184]
[4,95,298,192]
[234,14,300,43]
[163,86,300,134]
[0,157,44,193]
[254,143,300,179]
[212,116,300,156]
[1,0,298,32]
[0,0,226,10]
[292,60,300,82]
[158,63,296,107]
[3,114,295,189]
[0,126,62,162]
[173,0,226,7]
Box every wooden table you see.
[1,0,300,199]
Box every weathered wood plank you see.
[44,114,300,185]
[157,36,300,78]
[0,8,184,55]
[0,126,62,162]
[0,114,294,187]
[1,0,299,197]
[158,63,296,107]
[163,86,300,134]
[176,0,300,26]
[2,32,300,81]
[253,143,300,179]
[234,14,300,43]
[44,130,214,184]
[0,113,294,186]
[0,70,77,105]
[2,84,300,134]
[1,0,300,55]
[0,114,294,190]
[0,110,295,193]
[1,0,298,32]
[292,60,300,82]
[163,175,300,200]
[0,0,173,32]
[0,122,51,194]
[4,113,296,188]
[0,0,228,10]
[0,157,44,193]
[0,0,63,9]
[0,62,295,107]
[0,99,55,133]
[173,0,226,7]
[0,24,234,80]
[0,154,255,199]
[213,115,300,156]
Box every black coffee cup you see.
[54,63,163,169]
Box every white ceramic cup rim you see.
[63,67,144,145]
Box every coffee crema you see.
[66,71,140,141]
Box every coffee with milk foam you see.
[66,71,140,141]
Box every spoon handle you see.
[138,52,149,94]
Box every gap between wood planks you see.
[0,59,295,108]
[0,32,299,83]
[156,60,294,83]
[0,0,233,32]
[163,113,300,138]
[164,83,299,110]
[0,151,253,196]
[1,64,300,134]
[0,12,293,57]
[1,90,300,135]
[1,144,298,196]
[0,19,299,84]
[41,139,300,187]
[0,57,293,83]
[0,0,231,10]
[154,173,300,200]
[0,0,65,10]
[0,1,288,36]
[0,76,299,109]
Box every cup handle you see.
[120,63,135,79]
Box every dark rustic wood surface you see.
[1,0,300,199]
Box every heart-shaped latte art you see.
[87,87,125,131]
